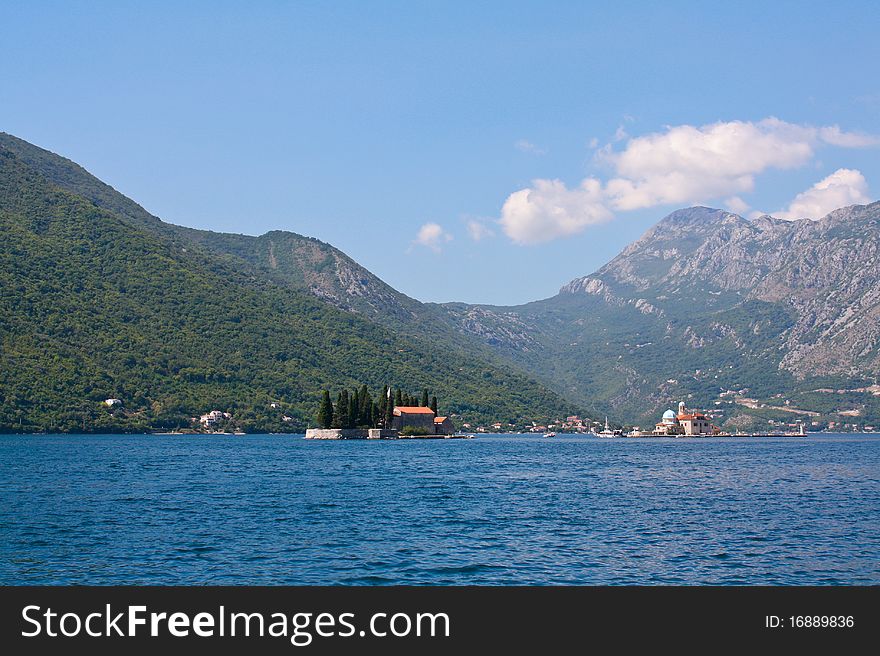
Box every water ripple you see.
[0,433,878,585]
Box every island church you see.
[653,401,718,436]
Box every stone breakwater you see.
[304,428,471,440]
[305,428,396,440]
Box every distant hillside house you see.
[434,416,454,435]
[104,398,122,407]
[200,410,230,427]
[392,406,436,432]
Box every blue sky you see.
[2,1,878,304]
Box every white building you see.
[200,410,230,426]
[653,401,717,436]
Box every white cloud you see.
[774,168,871,220]
[602,118,828,210]
[466,219,495,241]
[515,139,547,155]
[601,118,879,211]
[499,178,612,245]
[817,126,880,148]
[496,117,878,244]
[725,196,751,215]
[413,222,452,252]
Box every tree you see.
[394,388,403,407]
[339,390,350,428]
[421,388,429,407]
[316,390,333,428]
[358,384,370,427]
[347,390,357,429]
[332,392,344,428]
[430,395,438,415]
[371,402,380,428]
[363,392,374,427]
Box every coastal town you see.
[300,398,808,439]
[158,397,868,437]
[98,383,877,437]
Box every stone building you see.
[433,416,454,435]
[391,406,437,432]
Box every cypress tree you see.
[359,388,373,427]
[340,390,350,428]
[348,390,358,429]
[358,385,370,426]
[421,388,429,407]
[430,395,438,415]
[332,392,344,428]
[372,403,380,428]
[394,388,403,407]
[317,390,333,429]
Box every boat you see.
[593,417,619,438]
[543,431,557,438]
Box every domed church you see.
[654,408,685,436]
[652,401,718,436]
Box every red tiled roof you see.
[677,413,707,420]
[393,406,435,415]
[434,416,447,422]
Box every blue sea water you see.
[0,433,878,585]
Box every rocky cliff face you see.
[439,203,880,426]
[562,203,880,379]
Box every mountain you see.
[441,205,880,431]
[0,133,580,432]
[584,205,880,378]
[0,133,534,367]
[4,130,878,434]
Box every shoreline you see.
[2,431,880,438]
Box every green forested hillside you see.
[0,143,578,432]
[0,131,581,409]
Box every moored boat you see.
[593,417,619,438]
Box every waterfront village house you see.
[200,410,231,427]
[653,401,718,436]
[391,406,436,433]
[434,416,454,435]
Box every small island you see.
[305,386,467,439]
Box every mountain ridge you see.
[3,131,879,432]
[443,203,880,429]
[0,134,581,432]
